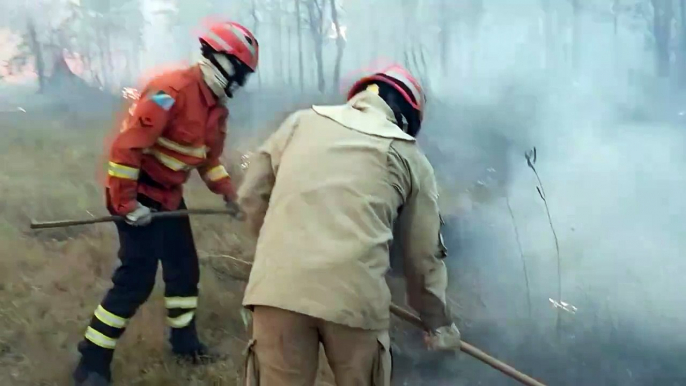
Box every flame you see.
[121,87,140,101]
[240,153,252,170]
[328,22,347,41]
[549,298,578,314]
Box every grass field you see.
[0,89,521,386]
[8,93,686,386]
[0,110,340,385]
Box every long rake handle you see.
[388,304,546,386]
[30,209,239,230]
[214,254,547,386]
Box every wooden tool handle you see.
[389,304,547,386]
[30,209,241,230]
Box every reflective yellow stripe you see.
[94,305,128,329]
[166,311,195,328]
[107,161,139,180]
[203,165,229,182]
[156,137,207,159]
[145,149,191,171]
[164,296,198,309]
[84,327,117,349]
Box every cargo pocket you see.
[242,339,260,386]
[371,332,392,386]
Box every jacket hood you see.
[311,91,415,142]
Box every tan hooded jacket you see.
[237,90,452,331]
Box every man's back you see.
[241,91,439,330]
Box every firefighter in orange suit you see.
[72,21,259,386]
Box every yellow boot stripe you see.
[164,296,198,309]
[166,311,195,328]
[84,327,117,349]
[94,305,128,329]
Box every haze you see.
[1,0,684,385]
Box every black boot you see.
[169,319,224,364]
[72,341,113,386]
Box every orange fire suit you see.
[75,66,235,380]
[107,65,235,214]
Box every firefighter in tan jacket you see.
[237,64,460,386]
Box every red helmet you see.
[199,21,259,71]
[347,64,426,121]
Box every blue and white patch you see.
[148,91,175,111]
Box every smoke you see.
[431,102,686,384]
[407,7,686,386]
[4,0,686,384]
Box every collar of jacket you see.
[192,65,222,107]
[311,91,415,142]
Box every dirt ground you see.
[0,112,338,385]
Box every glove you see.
[124,202,153,226]
[424,323,461,351]
[223,195,245,220]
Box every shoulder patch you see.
[147,91,175,111]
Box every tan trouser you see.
[243,306,392,386]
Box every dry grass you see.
[0,113,335,385]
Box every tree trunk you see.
[104,0,115,90]
[296,0,305,92]
[410,45,423,82]
[652,0,673,78]
[540,0,554,72]
[465,0,484,79]
[418,44,430,90]
[329,0,345,93]
[131,40,141,80]
[307,0,326,93]
[612,0,620,75]
[570,0,581,72]
[251,0,262,88]
[275,0,284,85]
[401,0,415,73]
[125,50,134,85]
[26,18,46,93]
[313,38,325,93]
[438,0,450,76]
[612,0,619,36]
[368,1,379,62]
[287,20,294,88]
[82,51,93,83]
[97,29,109,88]
[679,0,686,85]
